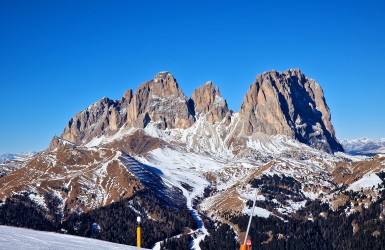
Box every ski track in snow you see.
[182,184,209,250]
[135,147,220,250]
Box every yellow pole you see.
[137,226,141,248]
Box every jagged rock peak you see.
[61,97,126,144]
[152,71,180,92]
[239,69,343,152]
[122,89,133,103]
[134,71,185,98]
[154,71,173,81]
[60,72,195,145]
[126,71,195,129]
[59,70,343,153]
[190,81,232,124]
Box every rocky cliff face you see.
[239,69,343,152]
[126,71,195,129]
[190,81,232,124]
[60,69,342,153]
[62,97,128,144]
[62,72,195,145]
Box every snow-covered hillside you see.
[0,152,36,177]
[339,138,385,155]
[0,152,35,164]
[0,226,145,250]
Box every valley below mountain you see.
[1,70,385,249]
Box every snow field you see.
[0,226,145,250]
[347,173,383,191]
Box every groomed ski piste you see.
[0,225,146,250]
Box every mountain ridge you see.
[339,137,385,156]
[0,152,35,164]
[60,69,343,153]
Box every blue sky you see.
[0,0,384,154]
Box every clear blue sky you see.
[1,0,384,154]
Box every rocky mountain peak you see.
[60,72,196,145]
[59,70,343,153]
[122,89,133,103]
[61,97,125,145]
[125,72,195,129]
[287,68,303,76]
[239,69,343,152]
[190,81,232,124]
[149,71,183,97]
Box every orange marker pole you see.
[137,226,141,248]
[136,216,141,248]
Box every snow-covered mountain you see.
[0,152,35,164]
[61,70,343,153]
[339,137,385,156]
[0,152,35,177]
[1,70,384,249]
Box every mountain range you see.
[0,152,35,164]
[1,69,384,249]
[339,138,385,156]
[60,69,343,153]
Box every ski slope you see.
[0,226,146,250]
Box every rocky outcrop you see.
[239,69,343,152]
[190,81,232,124]
[126,72,195,129]
[61,96,129,144]
[59,69,343,153]
[61,72,195,145]
[48,136,75,151]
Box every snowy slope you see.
[0,152,36,177]
[131,128,346,247]
[135,147,224,249]
[68,121,361,224]
[0,226,145,250]
[347,173,383,191]
[2,121,385,249]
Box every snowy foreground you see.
[0,226,146,250]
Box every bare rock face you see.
[61,96,129,144]
[61,72,195,145]
[239,69,343,152]
[126,72,195,129]
[60,69,342,153]
[48,136,75,151]
[190,81,232,124]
